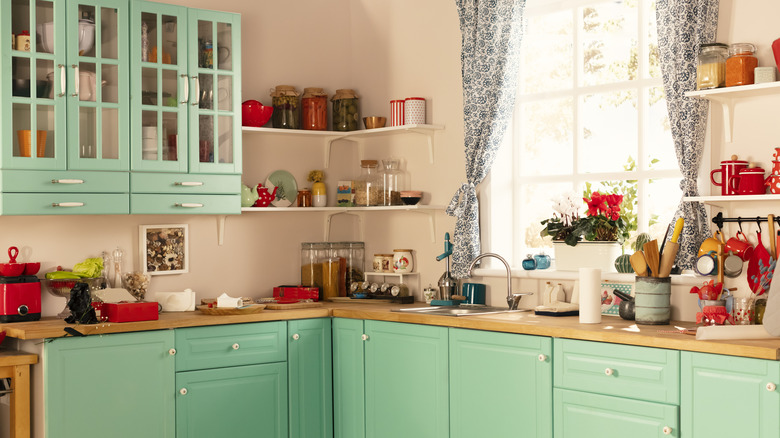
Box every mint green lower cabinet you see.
[288,318,333,438]
[333,318,366,438]
[365,320,449,438]
[554,388,678,438]
[449,328,552,438]
[681,351,780,437]
[175,362,288,438]
[44,330,175,438]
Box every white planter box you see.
[553,241,623,272]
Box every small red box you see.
[103,302,159,323]
[273,285,319,302]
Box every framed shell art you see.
[139,224,189,275]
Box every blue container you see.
[534,254,551,270]
[522,255,536,270]
[462,283,486,305]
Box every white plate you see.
[265,170,297,207]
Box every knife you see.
[658,218,684,277]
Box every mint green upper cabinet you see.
[333,317,366,438]
[450,328,552,438]
[288,318,334,438]
[130,1,188,172]
[186,9,241,175]
[364,320,449,438]
[44,330,176,438]
[682,351,780,438]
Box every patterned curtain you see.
[447,0,526,279]
[656,0,719,270]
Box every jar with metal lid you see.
[725,43,758,87]
[301,242,329,297]
[381,158,408,206]
[270,85,300,129]
[696,43,728,90]
[301,87,328,130]
[331,89,359,131]
[355,160,382,206]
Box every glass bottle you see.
[521,255,537,270]
[354,160,382,206]
[381,158,408,206]
[301,87,328,130]
[331,89,359,131]
[696,43,728,90]
[270,85,300,129]
[725,43,758,87]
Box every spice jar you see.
[270,85,300,129]
[381,158,408,206]
[331,89,359,131]
[725,43,758,87]
[301,87,328,130]
[296,188,312,207]
[354,160,382,206]
[696,43,728,90]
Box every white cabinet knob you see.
[292,334,300,341]
[767,382,777,392]
[168,348,176,356]
[662,426,672,435]
[604,368,614,376]
[538,354,547,362]
[232,343,240,350]
[179,388,187,395]
[361,334,369,341]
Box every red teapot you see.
[689,280,723,301]
[253,184,278,207]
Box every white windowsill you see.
[469,268,706,286]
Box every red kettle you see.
[253,184,278,207]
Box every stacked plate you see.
[142,126,158,160]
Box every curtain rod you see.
[711,212,780,229]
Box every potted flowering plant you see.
[540,191,630,247]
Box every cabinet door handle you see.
[58,64,66,97]
[51,179,85,184]
[361,334,369,341]
[292,334,300,341]
[52,202,85,208]
[662,426,672,435]
[174,181,204,187]
[604,368,614,376]
[168,348,176,356]
[538,354,547,362]
[180,74,189,104]
[232,343,240,350]
[179,388,187,395]
[174,203,204,208]
[192,75,200,106]
[767,382,777,392]
[71,65,79,97]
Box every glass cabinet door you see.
[65,0,129,171]
[131,1,188,172]
[188,9,241,175]
[3,0,67,170]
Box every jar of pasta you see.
[725,43,758,87]
[696,43,728,90]
[301,87,328,130]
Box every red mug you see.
[711,156,748,196]
[725,231,754,261]
[728,167,766,195]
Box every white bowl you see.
[78,20,95,54]
[37,22,54,53]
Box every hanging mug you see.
[725,231,754,261]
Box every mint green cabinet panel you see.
[681,352,780,438]
[365,320,449,438]
[130,193,240,214]
[176,362,288,438]
[175,321,286,372]
[0,192,128,215]
[332,318,366,438]
[554,338,680,404]
[130,172,239,194]
[288,318,334,438]
[45,330,176,438]
[554,388,678,438]
[450,328,552,438]
[0,169,128,192]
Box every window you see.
[485,0,681,266]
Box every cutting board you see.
[264,301,324,310]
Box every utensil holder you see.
[635,276,671,325]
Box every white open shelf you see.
[683,194,780,208]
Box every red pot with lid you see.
[728,165,766,195]
[241,100,273,127]
[711,155,748,195]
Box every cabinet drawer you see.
[175,322,286,372]
[554,338,679,405]
[0,193,129,215]
[130,194,240,215]
[0,170,129,193]
[554,388,678,438]
[131,173,240,194]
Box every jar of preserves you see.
[331,89,359,131]
[270,85,300,129]
[381,158,408,206]
[696,43,728,90]
[301,87,328,130]
[354,160,382,206]
[725,43,758,87]
[296,188,312,207]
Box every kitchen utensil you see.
[728,166,767,195]
[711,155,748,196]
[747,231,772,295]
[0,273,41,322]
[241,100,273,127]
[40,277,102,319]
[197,304,266,315]
[264,301,323,310]
[689,280,723,300]
[23,262,40,276]
[0,247,25,277]
[612,289,635,321]
[723,252,744,278]
[78,70,107,102]
[769,214,776,259]
[658,222,672,259]
[363,116,386,129]
[658,218,684,278]
[725,231,754,261]
[695,252,718,276]
[629,251,648,277]
[241,183,260,207]
[643,240,660,277]
[436,232,456,300]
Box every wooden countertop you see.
[2,302,780,360]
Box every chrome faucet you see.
[467,253,530,310]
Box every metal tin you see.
[634,276,671,325]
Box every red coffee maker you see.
[0,275,41,322]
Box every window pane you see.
[647,178,681,234]
[646,0,660,79]
[579,90,637,173]
[518,182,574,252]
[520,10,572,94]
[519,97,573,176]
[646,86,675,170]
[581,1,638,85]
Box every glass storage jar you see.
[725,43,758,87]
[331,89,359,131]
[270,85,300,129]
[354,160,382,206]
[696,43,728,90]
[331,242,365,295]
[301,242,329,298]
[381,158,408,206]
[301,87,328,130]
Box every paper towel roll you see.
[579,268,602,324]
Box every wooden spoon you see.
[643,240,660,277]
[629,251,648,277]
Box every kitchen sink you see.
[392,306,529,317]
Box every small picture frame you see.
[601,281,633,316]
[140,224,189,275]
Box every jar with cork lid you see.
[301,87,328,130]
[354,160,382,206]
[270,85,301,129]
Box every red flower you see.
[584,192,608,216]
[605,194,623,208]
